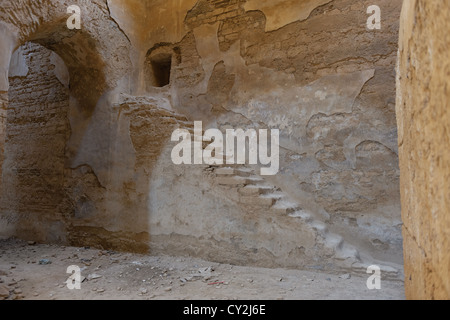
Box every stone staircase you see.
[211,165,403,280]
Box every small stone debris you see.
[164,286,172,292]
[180,265,216,283]
[87,273,103,280]
[81,259,91,266]
[27,241,36,246]
[140,288,148,295]
[13,294,24,300]
[0,284,10,299]
[39,259,52,265]
[199,266,214,273]
[339,274,351,280]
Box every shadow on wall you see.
[28,17,108,117]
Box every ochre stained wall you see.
[397,0,450,300]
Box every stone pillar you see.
[396,0,450,299]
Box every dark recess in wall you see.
[151,53,172,87]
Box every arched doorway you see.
[1,42,70,242]
[0,1,134,248]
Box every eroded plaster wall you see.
[135,0,403,266]
[0,0,405,272]
[397,0,450,299]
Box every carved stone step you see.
[271,201,301,215]
[260,192,284,201]
[310,221,328,236]
[215,167,235,175]
[335,243,360,261]
[239,185,275,196]
[240,196,276,207]
[216,167,253,177]
[218,175,264,186]
[288,210,313,223]
[352,262,400,279]
[217,176,247,186]
[325,233,344,251]
[245,176,265,185]
[235,168,253,177]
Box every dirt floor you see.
[0,238,405,300]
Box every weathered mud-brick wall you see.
[397,0,450,299]
[160,0,404,264]
[0,92,6,185]
[0,0,133,245]
[0,97,5,204]
[1,43,70,242]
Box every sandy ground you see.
[0,238,405,300]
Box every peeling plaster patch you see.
[315,90,327,101]
[8,47,28,78]
[231,69,376,146]
[244,0,332,32]
[0,23,18,90]
[193,22,223,92]
[190,13,376,147]
[50,51,69,88]
[193,22,248,97]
